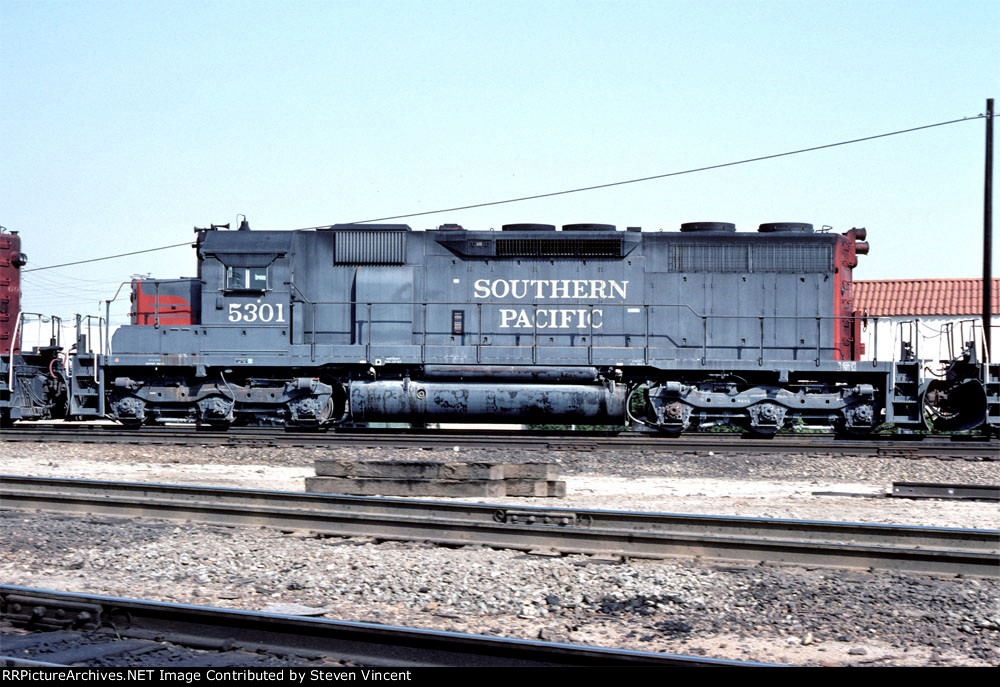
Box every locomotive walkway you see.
[2,423,997,460]
[1,585,753,667]
[2,476,997,577]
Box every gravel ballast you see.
[1,440,998,666]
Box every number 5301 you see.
[228,303,285,323]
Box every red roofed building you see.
[853,279,999,362]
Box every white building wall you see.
[859,314,998,366]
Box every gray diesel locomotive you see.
[3,220,996,434]
[56,219,992,435]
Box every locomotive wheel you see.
[284,396,338,431]
[834,400,881,437]
[834,416,878,438]
[195,394,235,430]
[319,396,337,425]
[316,401,339,431]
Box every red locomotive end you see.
[1,229,26,356]
[833,227,869,360]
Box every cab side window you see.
[226,266,268,291]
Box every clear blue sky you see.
[2,0,996,328]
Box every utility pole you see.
[985,98,993,360]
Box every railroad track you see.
[814,481,1000,502]
[0,586,755,667]
[2,424,997,459]
[2,476,997,577]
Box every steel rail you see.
[0,586,755,667]
[2,476,997,577]
[2,424,997,459]
[891,482,1000,501]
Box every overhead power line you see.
[14,111,994,272]
[23,242,193,273]
[304,112,988,226]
